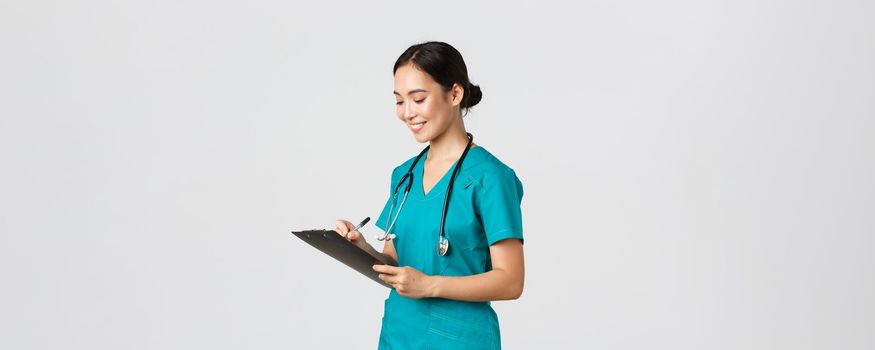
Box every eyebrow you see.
[393,89,428,96]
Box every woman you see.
[335,41,525,350]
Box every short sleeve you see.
[374,166,403,232]
[477,167,524,246]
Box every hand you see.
[373,264,437,299]
[334,219,367,250]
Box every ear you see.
[449,83,465,107]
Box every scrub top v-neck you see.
[374,145,525,350]
[419,147,456,198]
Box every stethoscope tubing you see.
[378,133,474,257]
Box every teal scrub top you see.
[374,145,524,350]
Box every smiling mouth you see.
[410,121,426,131]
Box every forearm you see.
[430,267,523,302]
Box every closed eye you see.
[396,95,426,105]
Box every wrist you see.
[428,275,443,298]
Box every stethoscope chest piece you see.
[437,236,450,256]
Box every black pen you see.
[347,217,370,238]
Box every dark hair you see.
[393,41,483,117]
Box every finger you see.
[378,273,399,285]
[373,264,400,274]
[347,230,361,240]
[334,229,349,240]
[334,220,349,234]
[341,219,355,230]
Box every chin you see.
[410,130,429,143]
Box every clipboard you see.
[291,229,392,288]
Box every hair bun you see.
[465,83,482,109]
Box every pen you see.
[347,217,370,238]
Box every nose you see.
[403,101,415,120]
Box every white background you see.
[1,1,873,349]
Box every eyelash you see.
[396,98,425,106]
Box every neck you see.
[427,118,473,161]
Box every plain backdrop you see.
[1,1,873,349]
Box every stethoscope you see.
[378,132,475,256]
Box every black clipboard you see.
[291,229,392,288]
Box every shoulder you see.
[461,146,522,190]
[387,152,421,184]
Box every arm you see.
[431,238,524,301]
[374,238,525,301]
[381,239,399,267]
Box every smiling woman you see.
[334,41,525,350]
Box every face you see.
[393,64,463,143]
